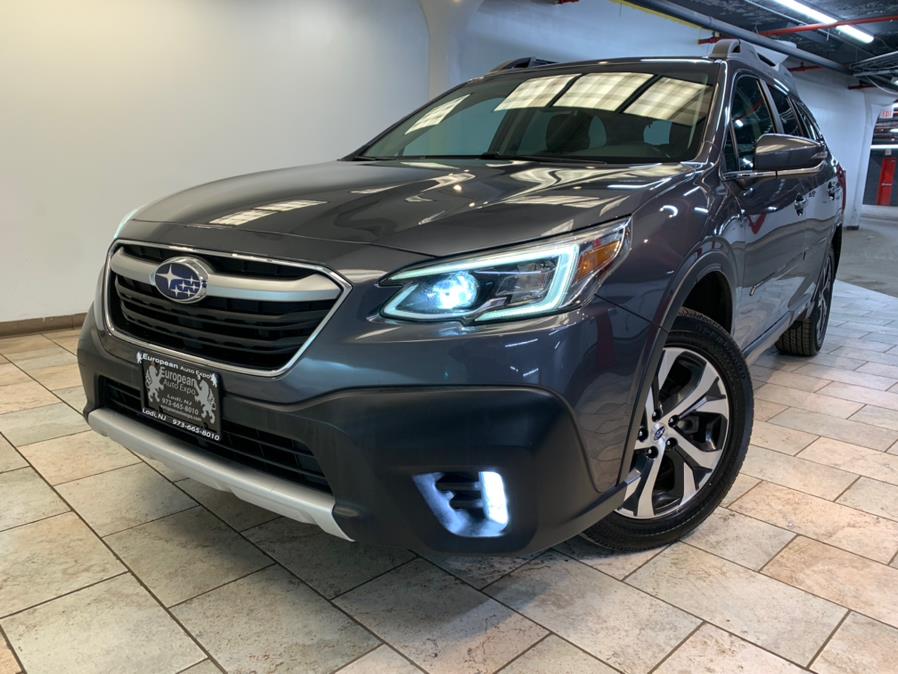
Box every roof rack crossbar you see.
[711,39,798,91]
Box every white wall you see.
[0,0,428,322]
[792,70,892,228]
[458,0,706,81]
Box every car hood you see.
[131,159,696,258]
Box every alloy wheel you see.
[815,255,834,345]
[617,347,731,520]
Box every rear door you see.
[767,85,834,310]
[794,100,840,277]
[724,74,808,348]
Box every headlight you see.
[382,219,630,322]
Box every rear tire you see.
[775,248,834,357]
[580,309,753,552]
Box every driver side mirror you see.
[753,133,826,174]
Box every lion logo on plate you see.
[153,257,210,303]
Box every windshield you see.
[360,64,717,164]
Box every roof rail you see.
[490,57,557,73]
[711,39,798,91]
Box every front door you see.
[725,75,808,348]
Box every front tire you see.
[775,248,835,357]
[581,309,753,551]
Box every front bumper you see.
[79,288,651,554]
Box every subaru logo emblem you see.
[153,257,210,303]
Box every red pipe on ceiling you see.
[699,13,898,44]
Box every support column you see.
[418,0,485,97]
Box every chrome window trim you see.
[102,239,352,378]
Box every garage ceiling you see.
[657,0,898,88]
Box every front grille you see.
[101,379,330,492]
[107,245,340,371]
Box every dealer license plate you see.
[138,352,222,441]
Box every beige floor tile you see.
[749,363,774,384]
[721,473,761,506]
[0,513,123,616]
[143,456,187,481]
[0,641,20,674]
[850,405,898,432]
[0,335,56,357]
[53,385,86,412]
[764,370,830,392]
[1,574,203,674]
[28,364,81,390]
[812,612,898,674]
[337,645,421,674]
[18,430,138,485]
[755,383,863,419]
[179,660,222,674]
[768,408,898,451]
[486,552,697,674]
[106,507,270,606]
[755,399,788,421]
[0,436,26,473]
[684,507,794,570]
[789,351,866,371]
[741,445,857,499]
[859,361,898,380]
[764,537,898,629]
[730,481,898,563]
[14,351,76,373]
[821,382,898,410]
[754,353,803,372]
[832,347,898,368]
[554,536,666,579]
[423,551,539,589]
[499,635,614,673]
[627,544,844,665]
[175,566,378,674]
[837,477,898,521]
[0,364,29,387]
[751,419,818,455]
[176,478,278,531]
[337,559,546,674]
[244,517,413,599]
[57,463,195,536]
[799,437,898,484]
[0,353,6,363]
[826,337,894,353]
[0,403,88,446]
[655,623,804,674]
[0,468,68,531]
[49,336,79,353]
[0,382,58,415]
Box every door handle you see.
[828,181,838,200]
[794,195,807,215]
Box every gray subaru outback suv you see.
[78,40,841,554]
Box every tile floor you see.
[2,281,898,674]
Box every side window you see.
[768,85,803,137]
[796,106,822,142]
[730,76,775,170]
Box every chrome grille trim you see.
[102,239,351,377]
[110,248,342,302]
